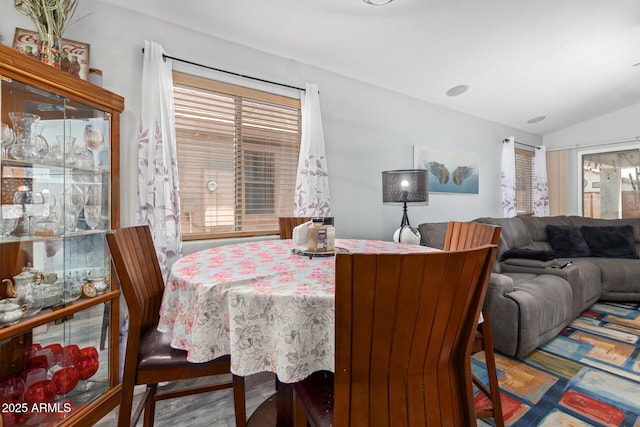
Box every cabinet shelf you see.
[0,229,108,243]
[1,158,110,175]
[0,44,122,426]
[0,290,118,341]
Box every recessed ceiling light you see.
[527,116,546,124]
[363,0,393,4]
[446,85,469,97]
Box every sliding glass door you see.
[581,147,640,218]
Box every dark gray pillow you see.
[546,225,590,258]
[501,248,557,261]
[580,225,639,259]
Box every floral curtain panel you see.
[294,83,332,217]
[501,137,517,217]
[137,40,182,279]
[534,145,550,216]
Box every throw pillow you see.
[501,248,557,261]
[580,225,640,259]
[545,225,590,257]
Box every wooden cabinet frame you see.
[0,44,124,426]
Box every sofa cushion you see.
[546,225,590,257]
[519,215,572,242]
[501,273,573,357]
[417,222,448,250]
[582,257,640,299]
[580,225,640,259]
[477,217,532,249]
[475,217,533,269]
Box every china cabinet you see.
[0,44,123,426]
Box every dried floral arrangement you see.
[14,0,78,40]
[13,0,79,67]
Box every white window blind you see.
[515,147,534,215]
[173,72,301,240]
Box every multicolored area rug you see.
[473,302,640,426]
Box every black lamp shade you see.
[382,170,429,205]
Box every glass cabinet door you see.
[0,303,111,425]
[0,70,116,425]
[1,76,112,285]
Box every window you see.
[581,148,640,218]
[173,72,301,239]
[515,147,534,215]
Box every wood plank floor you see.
[94,372,491,426]
[94,372,276,427]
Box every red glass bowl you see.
[24,354,48,371]
[76,355,99,381]
[79,346,99,360]
[0,377,25,405]
[43,343,63,364]
[52,367,79,395]
[61,344,80,367]
[24,379,57,405]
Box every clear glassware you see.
[33,122,49,160]
[8,112,41,161]
[46,133,64,165]
[61,272,82,303]
[13,187,45,236]
[32,216,63,237]
[0,217,18,239]
[0,204,21,239]
[84,124,104,168]
[84,205,101,230]
[1,122,14,158]
[86,184,102,206]
[56,135,76,166]
[63,185,86,233]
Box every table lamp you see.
[382,169,429,244]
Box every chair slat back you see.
[334,245,497,426]
[106,225,166,335]
[444,221,501,251]
[278,217,312,239]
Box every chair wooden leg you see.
[118,380,137,427]
[233,375,247,427]
[143,384,158,427]
[479,316,504,427]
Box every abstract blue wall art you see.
[413,145,479,194]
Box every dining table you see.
[157,238,434,426]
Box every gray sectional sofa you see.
[418,215,640,358]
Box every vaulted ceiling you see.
[100,0,640,134]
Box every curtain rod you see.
[141,48,306,92]
[502,138,541,150]
[546,136,640,152]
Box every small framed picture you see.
[12,27,91,80]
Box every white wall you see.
[543,102,640,214]
[1,0,542,249]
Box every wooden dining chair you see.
[444,221,504,427]
[278,217,312,239]
[106,225,246,427]
[293,244,498,427]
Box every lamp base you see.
[393,226,421,245]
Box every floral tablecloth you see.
[157,238,433,383]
